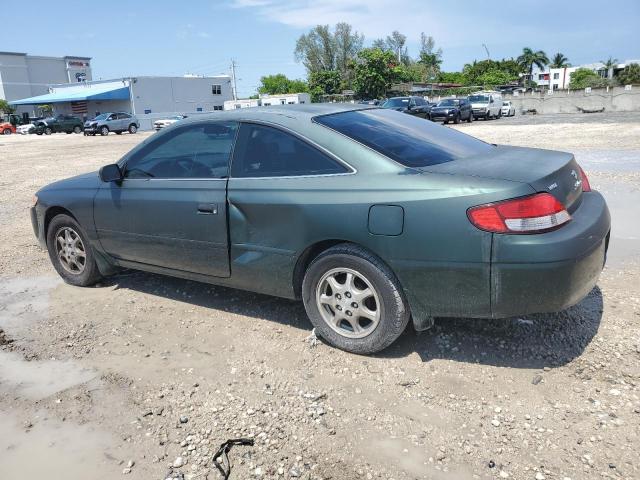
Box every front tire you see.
[128,124,137,134]
[46,214,102,287]
[302,244,410,354]
[2,128,11,135]
[453,113,460,124]
[100,126,109,136]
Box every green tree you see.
[258,74,308,95]
[550,53,570,68]
[417,33,442,80]
[462,59,520,86]
[0,99,15,114]
[568,68,607,89]
[436,71,467,84]
[517,47,549,84]
[600,56,618,79]
[385,31,408,64]
[617,63,640,85]
[308,70,342,101]
[352,48,397,99]
[295,23,363,86]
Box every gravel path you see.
[1,117,639,480]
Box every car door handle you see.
[197,203,218,215]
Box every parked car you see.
[501,100,516,117]
[154,115,188,131]
[84,112,139,136]
[469,91,504,120]
[1,113,23,134]
[429,98,473,124]
[30,105,610,354]
[15,117,43,135]
[381,96,432,119]
[32,114,84,135]
[1,121,16,135]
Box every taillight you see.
[579,166,591,192]
[467,193,571,234]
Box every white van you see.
[468,91,503,120]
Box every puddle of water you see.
[0,350,96,400]
[0,412,121,479]
[0,276,61,334]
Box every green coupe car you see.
[30,104,610,354]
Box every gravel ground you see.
[1,114,639,480]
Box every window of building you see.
[231,123,349,178]
[280,99,286,105]
[212,84,222,95]
[213,105,223,111]
[144,109,152,114]
[538,74,545,80]
[196,107,203,112]
[123,122,237,179]
[553,73,560,80]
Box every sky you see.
[5,0,639,97]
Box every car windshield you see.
[382,98,409,108]
[503,101,511,106]
[438,99,460,107]
[469,95,489,103]
[93,114,109,121]
[315,109,494,168]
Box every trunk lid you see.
[419,145,583,210]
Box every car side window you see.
[118,113,130,119]
[231,123,348,178]
[123,122,238,179]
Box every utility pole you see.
[230,59,238,100]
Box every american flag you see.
[71,101,88,114]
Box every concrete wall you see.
[503,86,640,114]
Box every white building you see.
[10,75,233,130]
[224,98,261,110]
[224,93,311,110]
[533,59,640,90]
[260,93,310,106]
[0,51,92,114]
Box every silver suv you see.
[84,112,139,136]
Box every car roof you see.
[180,103,372,125]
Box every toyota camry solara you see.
[31,104,611,354]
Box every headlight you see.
[31,195,38,207]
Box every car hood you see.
[418,145,583,210]
[39,171,100,193]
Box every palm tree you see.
[550,53,570,68]
[600,56,618,78]
[517,47,549,84]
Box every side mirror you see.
[99,164,122,182]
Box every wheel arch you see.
[44,206,78,245]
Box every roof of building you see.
[9,83,129,105]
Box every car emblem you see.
[570,169,581,190]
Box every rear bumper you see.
[490,191,610,317]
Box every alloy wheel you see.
[54,227,86,274]
[316,267,381,339]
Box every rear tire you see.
[44,127,52,135]
[73,126,82,134]
[46,214,102,287]
[467,112,473,123]
[302,243,410,355]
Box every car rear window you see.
[314,109,494,167]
